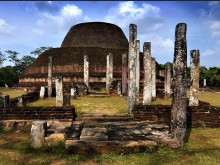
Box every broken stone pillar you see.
[171,23,187,145]
[1,95,9,107]
[128,24,137,113]
[189,50,200,106]
[136,40,140,104]
[71,88,77,99]
[84,55,89,88]
[30,120,47,149]
[165,62,171,99]
[151,58,156,100]
[55,76,64,107]
[64,93,71,106]
[117,81,122,95]
[122,52,128,96]
[39,86,45,99]
[143,42,152,105]
[106,53,113,91]
[48,56,53,98]
[204,79,206,87]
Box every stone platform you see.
[64,113,180,154]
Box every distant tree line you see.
[0,47,52,87]
[160,64,220,87]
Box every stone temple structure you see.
[18,22,164,93]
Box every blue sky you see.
[0,1,219,67]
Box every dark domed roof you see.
[61,22,128,49]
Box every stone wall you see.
[133,101,220,128]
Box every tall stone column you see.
[122,52,128,96]
[84,55,89,87]
[55,76,64,107]
[106,53,113,90]
[128,24,137,113]
[171,23,187,145]
[189,50,200,106]
[165,62,171,99]
[143,42,152,105]
[136,40,140,104]
[204,79,206,87]
[151,58,156,99]
[39,86,45,99]
[48,56,53,98]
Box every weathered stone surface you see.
[122,52,128,96]
[63,93,71,106]
[39,86,45,99]
[128,24,137,113]
[106,53,113,90]
[160,137,181,149]
[151,58,156,99]
[70,87,77,99]
[48,56,53,98]
[55,76,64,107]
[30,120,47,149]
[84,55,89,87]
[117,81,122,95]
[0,95,9,107]
[136,40,140,104]
[171,23,187,145]
[143,42,152,105]
[204,79,206,87]
[189,50,200,106]
[165,62,171,99]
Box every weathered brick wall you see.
[133,101,220,128]
[0,107,77,121]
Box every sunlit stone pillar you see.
[84,55,89,87]
[128,24,137,113]
[39,86,45,99]
[165,62,171,99]
[143,42,152,105]
[136,40,140,104]
[204,79,206,87]
[189,50,200,106]
[48,56,53,98]
[151,58,156,99]
[30,120,47,149]
[171,23,187,145]
[55,76,64,107]
[106,53,113,90]
[122,52,128,96]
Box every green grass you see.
[0,128,220,165]
[0,88,30,98]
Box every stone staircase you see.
[65,113,180,154]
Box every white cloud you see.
[210,21,220,36]
[217,40,220,45]
[202,49,215,56]
[35,4,87,32]
[32,29,44,36]
[105,1,163,33]
[0,18,14,34]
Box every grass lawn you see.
[0,128,220,165]
[0,88,30,98]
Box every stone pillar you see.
[48,56,53,98]
[71,88,77,99]
[30,120,47,149]
[117,81,122,95]
[64,93,71,106]
[189,50,200,106]
[1,95,9,107]
[84,55,89,88]
[171,23,187,145]
[39,86,45,99]
[128,24,137,113]
[143,42,152,105]
[106,53,113,90]
[55,76,64,107]
[165,62,171,99]
[136,40,140,104]
[122,52,128,96]
[151,58,156,100]
[204,79,206,87]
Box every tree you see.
[0,66,18,87]
[5,50,19,64]
[0,50,6,66]
[30,46,52,56]
[14,55,36,76]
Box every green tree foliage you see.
[0,66,19,87]
[5,50,19,64]
[30,46,52,56]
[0,51,6,66]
